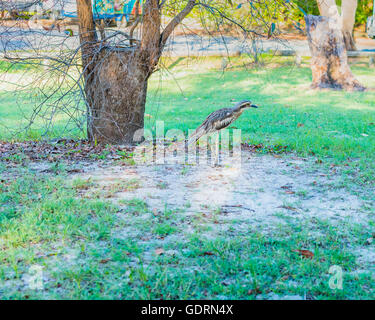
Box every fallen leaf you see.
[292,249,314,259]
[202,251,215,256]
[285,190,295,194]
[278,205,298,212]
[47,252,57,257]
[67,168,83,173]
[155,248,164,256]
[248,287,262,295]
[99,258,111,264]
[297,123,304,128]
[281,184,292,189]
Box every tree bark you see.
[317,0,339,17]
[85,48,151,144]
[75,0,196,144]
[316,0,357,51]
[305,15,365,91]
[76,0,97,77]
[76,0,98,142]
[341,0,357,51]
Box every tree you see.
[341,0,358,50]
[305,0,365,91]
[305,14,365,91]
[316,0,358,51]
[76,0,198,144]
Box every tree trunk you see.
[305,15,365,91]
[317,0,339,17]
[86,48,151,144]
[341,0,357,51]
[316,0,357,51]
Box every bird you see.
[164,100,258,166]
[187,100,258,145]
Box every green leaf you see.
[268,22,276,38]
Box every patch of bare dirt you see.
[70,150,374,269]
[4,145,373,268]
[74,151,372,228]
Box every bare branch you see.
[76,0,98,80]
[130,0,142,46]
[160,0,197,49]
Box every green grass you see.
[144,57,375,184]
[1,56,375,183]
[0,60,39,73]
[0,163,373,299]
[148,63,375,163]
[0,56,374,299]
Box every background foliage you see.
[173,0,374,31]
[296,0,373,27]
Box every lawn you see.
[1,56,375,183]
[1,154,374,299]
[145,57,375,185]
[0,56,374,299]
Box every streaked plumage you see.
[188,100,258,144]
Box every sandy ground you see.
[60,150,374,269]
[75,152,369,223]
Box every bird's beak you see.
[250,104,258,108]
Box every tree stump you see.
[305,15,365,91]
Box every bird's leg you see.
[209,132,220,167]
[214,136,220,166]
